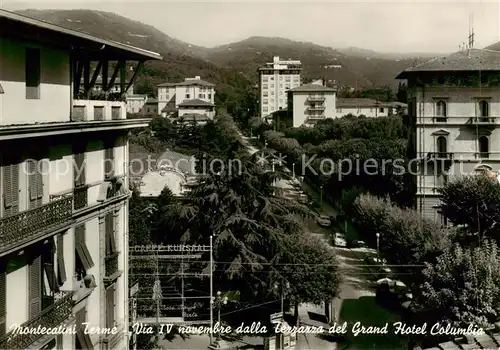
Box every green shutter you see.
[57,234,67,285]
[29,255,42,317]
[3,163,19,216]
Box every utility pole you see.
[209,235,214,345]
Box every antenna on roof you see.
[468,13,475,49]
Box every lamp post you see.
[274,281,290,350]
[213,291,228,342]
[376,232,380,262]
[292,163,296,180]
[320,185,323,207]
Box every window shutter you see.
[28,160,43,208]
[75,225,94,270]
[44,262,59,293]
[0,271,6,337]
[74,152,86,187]
[3,163,19,216]
[105,213,116,255]
[105,286,115,328]
[105,148,114,178]
[57,235,67,285]
[29,255,42,317]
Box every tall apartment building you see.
[397,48,500,223]
[258,56,302,118]
[0,9,161,349]
[157,76,216,120]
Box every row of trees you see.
[129,113,342,326]
[253,113,500,345]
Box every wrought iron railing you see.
[0,292,74,349]
[467,116,496,124]
[426,152,454,161]
[73,185,88,210]
[0,197,73,252]
[105,254,119,278]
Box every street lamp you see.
[376,232,380,262]
[213,291,228,342]
[292,163,296,180]
[320,185,323,207]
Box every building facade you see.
[0,9,161,349]
[157,76,215,121]
[126,94,148,114]
[397,48,500,223]
[288,81,336,127]
[258,56,302,118]
[335,98,404,118]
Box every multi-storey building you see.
[397,48,500,223]
[288,80,336,127]
[335,98,406,118]
[0,9,161,349]
[157,76,216,121]
[258,56,302,118]
[81,77,134,95]
[125,94,148,114]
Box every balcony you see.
[307,115,326,120]
[426,152,454,162]
[307,96,326,103]
[307,106,326,112]
[72,100,126,122]
[0,196,73,254]
[0,292,74,349]
[466,116,496,130]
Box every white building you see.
[288,80,336,127]
[396,48,500,224]
[126,94,148,114]
[258,56,302,118]
[157,76,215,121]
[81,76,134,95]
[138,150,197,198]
[0,9,161,349]
[335,98,404,118]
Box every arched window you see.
[479,136,489,158]
[437,136,447,157]
[479,100,489,119]
[436,100,447,121]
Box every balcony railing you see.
[467,116,496,126]
[0,292,74,349]
[307,96,326,103]
[307,106,326,111]
[426,152,454,161]
[0,197,73,253]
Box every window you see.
[3,158,20,217]
[479,100,489,119]
[104,143,114,180]
[75,224,94,280]
[262,84,268,89]
[56,234,67,287]
[263,92,268,97]
[337,108,342,113]
[270,77,274,80]
[263,107,268,112]
[270,84,274,88]
[198,94,203,99]
[29,255,42,317]
[105,212,117,256]
[436,100,447,121]
[75,308,93,349]
[379,108,384,113]
[26,48,41,99]
[208,94,211,99]
[437,136,447,157]
[262,77,268,82]
[185,94,190,99]
[479,136,489,158]
[263,100,268,105]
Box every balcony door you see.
[437,136,447,158]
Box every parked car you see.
[348,239,367,248]
[334,233,347,247]
[316,215,332,227]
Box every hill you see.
[16,9,431,91]
[16,9,251,100]
[204,36,430,88]
[335,46,441,60]
[485,41,500,51]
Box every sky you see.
[1,0,500,53]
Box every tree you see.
[414,239,500,328]
[438,175,500,243]
[396,82,407,103]
[276,234,341,316]
[129,188,155,246]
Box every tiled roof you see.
[157,150,196,175]
[336,98,381,108]
[396,48,500,78]
[289,84,336,92]
[158,79,215,87]
[178,99,214,107]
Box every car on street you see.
[316,215,332,227]
[348,239,367,248]
[334,233,347,247]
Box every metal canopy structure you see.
[129,244,213,335]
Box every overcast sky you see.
[1,0,499,53]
